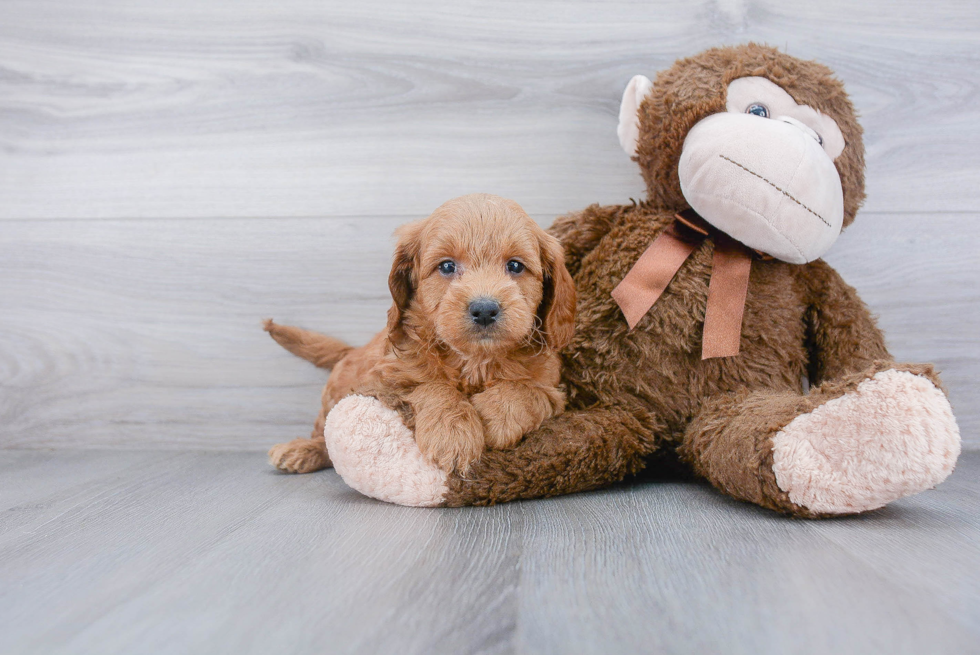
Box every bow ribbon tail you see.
[702,236,752,359]
[611,222,700,330]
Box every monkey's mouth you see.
[718,154,831,228]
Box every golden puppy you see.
[266,193,576,474]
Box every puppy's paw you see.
[471,392,527,450]
[268,438,330,474]
[415,406,485,474]
[473,394,537,448]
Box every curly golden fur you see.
[267,193,575,474]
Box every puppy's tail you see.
[263,319,352,370]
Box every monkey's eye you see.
[438,260,457,276]
[506,260,525,274]
[746,103,769,118]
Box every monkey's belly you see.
[564,260,809,435]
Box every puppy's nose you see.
[469,298,500,327]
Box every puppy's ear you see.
[536,231,576,351]
[386,220,424,337]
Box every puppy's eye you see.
[746,103,769,118]
[506,260,525,274]
[438,260,457,276]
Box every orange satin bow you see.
[611,209,754,359]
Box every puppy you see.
[267,193,576,474]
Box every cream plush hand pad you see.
[325,395,448,507]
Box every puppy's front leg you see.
[471,382,565,450]
[407,383,485,473]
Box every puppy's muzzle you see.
[468,298,500,328]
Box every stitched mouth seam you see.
[718,154,831,227]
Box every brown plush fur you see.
[437,45,948,515]
[268,194,576,474]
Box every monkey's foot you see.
[772,370,960,514]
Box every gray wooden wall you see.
[1,0,978,450]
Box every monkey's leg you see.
[680,364,960,517]
[324,395,662,507]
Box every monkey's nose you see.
[469,298,500,327]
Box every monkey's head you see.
[618,44,865,264]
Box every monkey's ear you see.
[385,220,424,337]
[617,74,653,156]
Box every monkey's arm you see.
[802,260,892,385]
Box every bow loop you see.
[610,210,753,359]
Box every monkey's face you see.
[677,77,847,263]
[619,45,865,264]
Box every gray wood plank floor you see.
[1,450,978,655]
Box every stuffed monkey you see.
[294,44,960,517]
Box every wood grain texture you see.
[1,212,975,449]
[0,0,978,219]
[0,450,977,654]
[0,215,398,450]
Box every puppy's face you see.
[387,194,575,357]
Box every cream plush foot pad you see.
[324,395,448,507]
[772,370,961,514]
